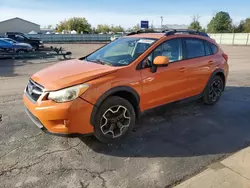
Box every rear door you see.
[182,38,215,96]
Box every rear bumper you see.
[23,92,95,135]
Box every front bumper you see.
[23,92,95,135]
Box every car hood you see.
[15,43,32,47]
[31,59,118,90]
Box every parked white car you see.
[110,34,121,41]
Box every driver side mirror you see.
[150,56,169,73]
[153,56,169,66]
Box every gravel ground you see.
[0,44,250,188]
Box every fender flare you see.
[90,86,140,126]
[202,68,225,95]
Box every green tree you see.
[243,18,250,33]
[207,11,232,33]
[132,24,140,31]
[231,21,244,33]
[126,24,140,32]
[200,28,206,32]
[111,25,124,33]
[56,17,92,34]
[188,15,202,31]
[96,24,111,33]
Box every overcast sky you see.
[0,0,249,28]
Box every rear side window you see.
[210,43,218,54]
[185,39,205,59]
[204,41,212,56]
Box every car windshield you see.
[85,37,156,66]
[21,33,30,39]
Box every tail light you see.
[222,53,228,61]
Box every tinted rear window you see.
[210,43,218,54]
[185,39,205,59]
[204,41,212,56]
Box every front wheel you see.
[94,96,135,143]
[203,75,224,105]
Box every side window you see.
[160,39,182,62]
[141,39,182,68]
[15,35,25,41]
[204,41,212,56]
[210,43,218,54]
[185,39,205,59]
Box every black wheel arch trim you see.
[202,68,225,95]
[90,86,140,126]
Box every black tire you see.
[94,96,136,143]
[203,75,224,105]
[32,44,39,51]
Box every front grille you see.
[26,79,44,102]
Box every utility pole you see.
[160,16,163,29]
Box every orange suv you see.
[23,29,229,142]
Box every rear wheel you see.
[203,75,224,105]
[94,96,135,143]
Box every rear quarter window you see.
[204,41,212,56]
[210,43,218,54]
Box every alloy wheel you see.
[100,105,131,138]
[209,79,223,102]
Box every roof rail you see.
[126,29,161,36]
[163,29,209,37]
[126,29,210,38]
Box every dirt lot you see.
[0,44,250,188]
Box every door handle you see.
[208,61,214,65]
[179,67,187,72]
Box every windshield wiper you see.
[86,58,112,66]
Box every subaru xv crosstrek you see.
[23,30,229,142]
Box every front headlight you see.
[39,41,43,44]
[48,84,89,103]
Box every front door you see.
[140,38,190,110]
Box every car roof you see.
[124,29,211,39]
[6,32,22,34]
[0,38,10,43]
[1,38,12,40]
[124,31,216,44]
[125,33,165,39]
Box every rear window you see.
[185,39,205,59]
[210,43,218,54]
